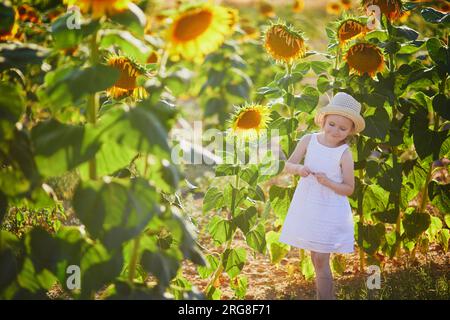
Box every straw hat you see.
[314,92,365,133]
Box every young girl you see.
[279,92,365,300]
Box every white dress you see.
[279,132,354,253]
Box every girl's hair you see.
[321,114,357,146]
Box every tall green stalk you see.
[87,31,99,180]
[205,136,240,298]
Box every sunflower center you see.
[347,44,383,75]
[338,21,365,42]
[109,59,138,90]
[266,27,303,59]
[173,9,213,42]
[237,110,262,129]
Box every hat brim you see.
[314,105,365,134]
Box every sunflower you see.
[241,25,259,41]
[360,0,403,21]
[436,1,450,12]
[264,23,306,64]
[166,3,234,62]
[345,42,384,77]
[64,0,130,19]
[327,1,343,15]
[0,5,19,41]
[229,104,272,139]
[106,55,149,99]
[341,0,353,9]
[18,4,41,23]
[260,1,276,18]
[226,7,239,32]
[293,0,305,13]
[337,19,366,45]
[146,50,159,64]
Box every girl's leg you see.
[310,251,335,300]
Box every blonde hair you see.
[320,114,357,146]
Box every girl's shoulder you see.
[297,133,314,149]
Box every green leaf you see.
[31,119,101,177]
[207,216,234,246]
[402,211,431,240]
[331,255,346,276]
[27,227,60,274]
[421,7,450,25]
[363,184,388,219]
[411,108,448,159]
[429,182,450,217]
[109,2,146,36]
[230,275,248,299]
[0,81,25,140]
[197,255,219,279]
[432,94,450,121]
[141,250,180,289]
[426,216,442,241]
[300,255,315,280]
[426,38,447,66]
[215,164,239,177]
[79,140,136,180]
[310,61,332,75]
[81,251,123,298]
[226,82,250,99]
[0,43,48,72]
[362,108,390,140]
[277,72,304,90]
[265,231,289,264]
[378,166,402,193]
[99,106,170,155]
[0,191,6,225]
[203,187,224,213]
[51,14,99,49]
[245,223,266,254]
[257,86,281,97]
[223,184,248,213]
[204,97,227,118]
[295,86,319,113]
[239,165,259,186]
[0,248,22,292]
[392,26,419,41]
[42,64,120,107]
[73,178,160,249]
[317,75,332,93]
[398,41,426,54]
[269,185,295,219]
[100,30,151,63]
[439,229,450,252]
[445,214,450,228]
[357,222,385,255]
[233,207,257,235]
[222,248,246,279]
[373,209,399,224]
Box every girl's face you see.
[323,114,354,143]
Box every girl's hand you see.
[297,165,312,177]
[313,172,330,186]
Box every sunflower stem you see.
[205,136,240,298]
[128,235,141,283]
[87,30,99,180]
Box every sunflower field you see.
[0,0,449,300]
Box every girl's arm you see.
[282,134,311,175]
[314,149,355,196]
